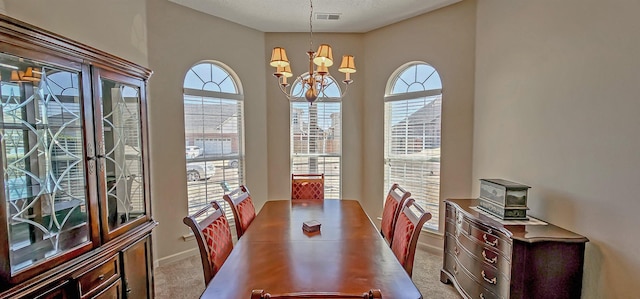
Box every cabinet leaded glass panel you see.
[0,53,90,273]
[99,78,144,231]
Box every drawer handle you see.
[480,294,485,299]
[98,274,105,281]
[454,246,460,256]
[483,234,498,247]
[481,270,497,285]
[453,264,458,275]
[482,250,497,264]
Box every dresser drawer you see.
[455,231,511,277]
[445,252,502,299]
[465,219,511,258]
[456,248,509,297]
[75,255,120,298]
[446,203,456,220]
[445,204,456,233]
[92,279,122,299]
[445,217,456,235]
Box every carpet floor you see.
[154,247,462,299]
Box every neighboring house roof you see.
[392,97,442,131]
[184,103,238,134]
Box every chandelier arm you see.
[277,82,295,101]
[340,82,350,98]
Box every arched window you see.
[290,74,342,198]
[183,62,244,218]
[384,62,442,231]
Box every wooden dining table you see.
[200,199,423,299]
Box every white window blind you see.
[183,62,244,221]
[384,63,442,231]
[290,77,342,199]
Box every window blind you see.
[184,95,244,221]
[290,101,341,199]
[384,95,441,230]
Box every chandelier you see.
[269,0,356,104]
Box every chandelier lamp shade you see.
[10,67,41,83]
[269,0,356,104]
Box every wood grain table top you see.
[201,199,423,299]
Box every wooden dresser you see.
[441,199,588,299]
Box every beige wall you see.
[362,0,476,224]
[474,0,640,296]
[145,0,268,261]
[265,33,365,203]
[8,1,636,295]
[4,0,148,67]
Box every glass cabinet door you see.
[94,69,148,241]
[0,53,93,277]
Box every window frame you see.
[182,61,245,220]
[384,61,443,231]
[289,74,343,199]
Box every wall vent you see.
[315,13,341,20]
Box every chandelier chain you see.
[309,0,313,52]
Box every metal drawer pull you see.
[483,234,498,247]
[454,246,460,256]
[481,270,497,285]
[98,274,105,281]
[482,250,497,264]
[453,264,458,275]
[480,294,485,299]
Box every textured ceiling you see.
[168,0,461,33]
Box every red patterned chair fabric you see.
[183,201,233,285]
[291,174,324,200]
[380,184,411,246]
[390,198,432,277]
[224,185,256,239]
[202,214,233,272]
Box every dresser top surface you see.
[446,198,589,243]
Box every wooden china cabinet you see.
[0,15,156,298]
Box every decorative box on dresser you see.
[0,15,156,298]
[441,199,588,299]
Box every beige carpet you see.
[154,247,461,299]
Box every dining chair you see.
[291,173,324,200]
[250,289,382,299]
[390,198,432,277]
[223,185,256,239]
[380,183,411,246]
[182,201,233,285]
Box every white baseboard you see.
[154,248,199,268]
[417,229,444,255]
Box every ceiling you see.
[168,0,462,33]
